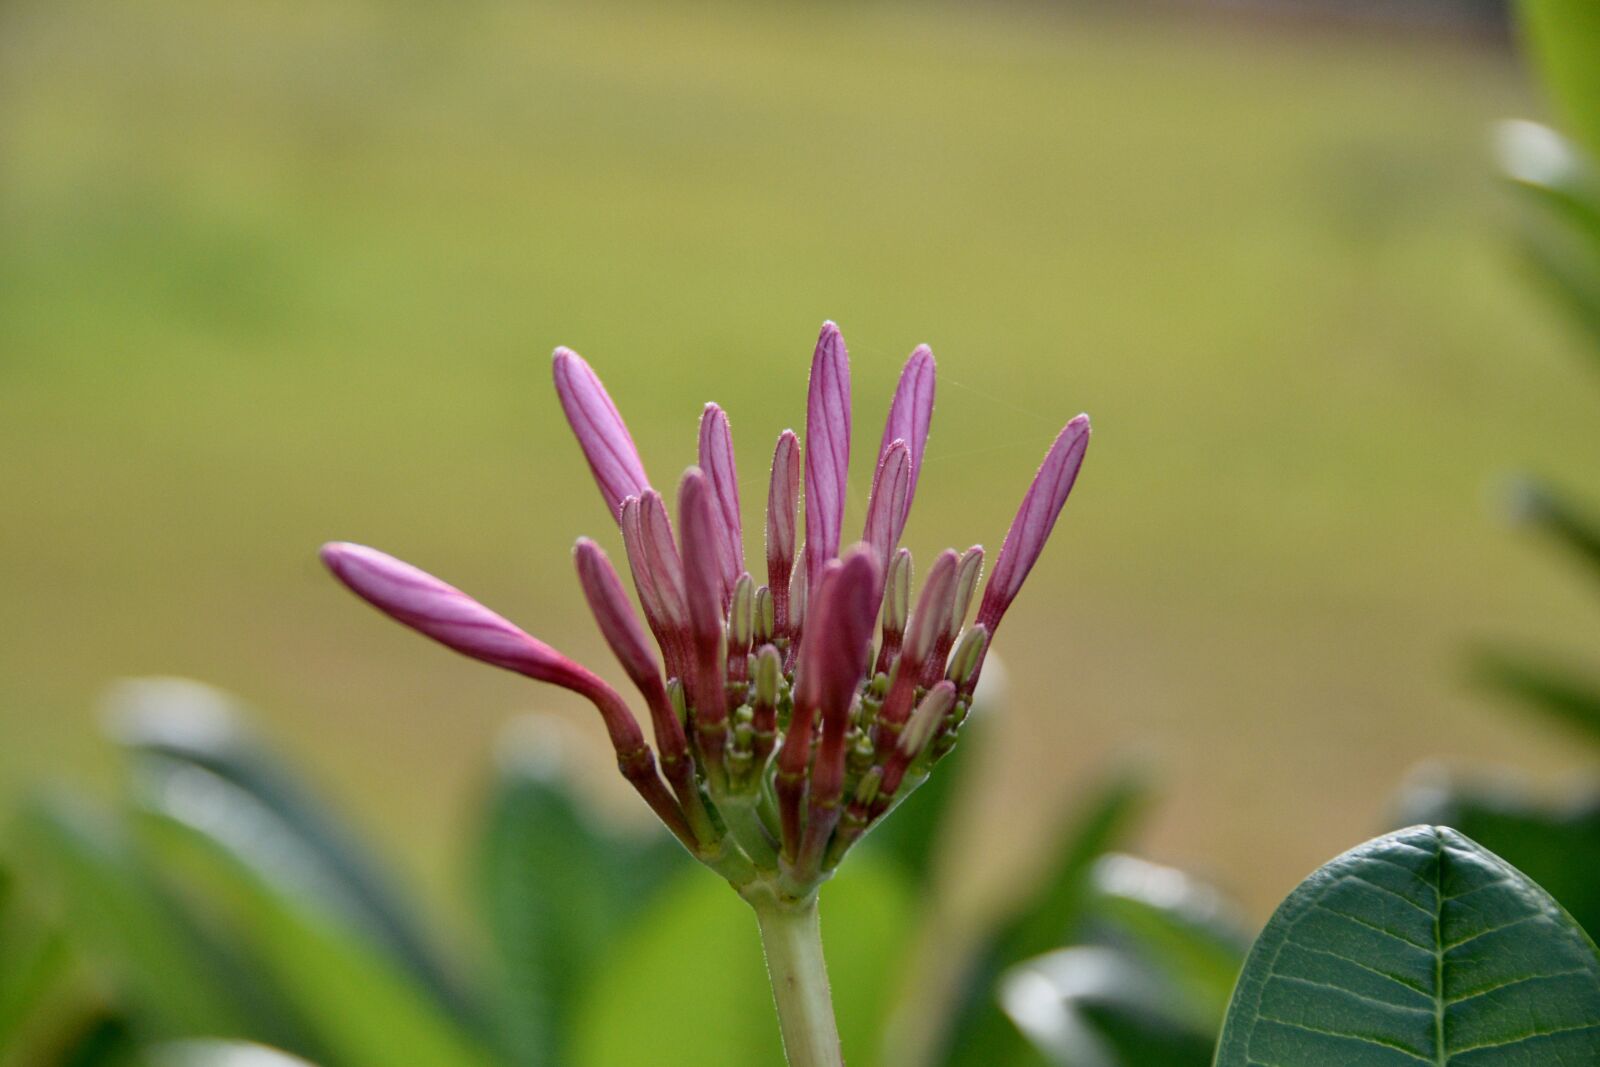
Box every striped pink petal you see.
[766,430,801,630]
[633,490,689,631]
[573,537,665,695]
[804,321,851,586]
[793,546,880,725]
[862,440,911,576]
[320,541,644,752]
[977,414,1091,631]
[678,468,728,721]
[697,403,744,598]
[904,549,960,669]
[877,345,935,527]
[553,347,650,521]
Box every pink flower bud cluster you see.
[322,322,1089,885]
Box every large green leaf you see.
[473,717,685,1067]
[1000,946,1216,1067]
[1393,770,1600,943]
[1214,825,1600,1066]
[105,678,474,1026]
[127,759,497,1067]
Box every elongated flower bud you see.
[793,548,880,872]
[698,403,744,599]
[804,321,851,586]
[753,584,775,644]
[620,492,690,681]
[679,469,729,757]
[947,623,991,687]
[874,549,958,740]
[766,431,800,638]
[552,347,650,521]
[978,414,1090,631]
[949,545,984,639]
[321,542,648,758]
[878,345,935,528]
[862,441,911,577]
[574,538,700,825]
[729,572,755,655]
[573,538,666,697]
[899,680,957,761]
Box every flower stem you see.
[750,892,845,1067]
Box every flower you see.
[321,321,1089,890]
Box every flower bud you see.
[729,573,755,652]
[754,644,783,708]
[946,624,991,687]
[753,584,775,644]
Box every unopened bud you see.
[884,548,912,636]
[788,561,808,631]
[667,678,689,724]
[755,644,783,706]
[946,624,990,687]
[730,573,755,650]
[900,680,957,759]
[949,546,984,638]
[754,585,775,643]
[852,766,884,809]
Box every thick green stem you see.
[751,893,845,1067]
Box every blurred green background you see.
[3,0,1597,921]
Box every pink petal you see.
[320,542,644,752]
[978,414,1090,631]
[862,440,911,576]
[804,321,851,586]
[552,347,650,521]
[793,546,880,724]
[877,345,935,527]
[634,490,689,631]
[766,430,801,630]
[697,403,744,598]
[903,549,960,668]
[573,538,664,694]
[678,468,728,720]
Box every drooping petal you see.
[552,347,650,521]
[697,403,744,598]
[320,542,644,754]
[977,414,1090,631]
[766,430,801,632]
[804,321,851,586]
[862,440,911,577]
[878,345,935,527]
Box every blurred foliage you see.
[0,680,1230,1067]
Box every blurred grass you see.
[2,0,1598,919]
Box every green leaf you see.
[1503,478,1600,586]
[1517,0,1600,162]
[9,794,251,1040]
[105,678,475,1026]
[473,717,687,1067]
[128,759,497,1067]
[1469,645,1600,745]
[571,853,915,1067]
[999,946,1216,1067]
[0,861,74,1054]
[1393,769,1600,943]
[1214,825,1600,1066]
[933,766,1153,1067]
[1088,855,1248,1033]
